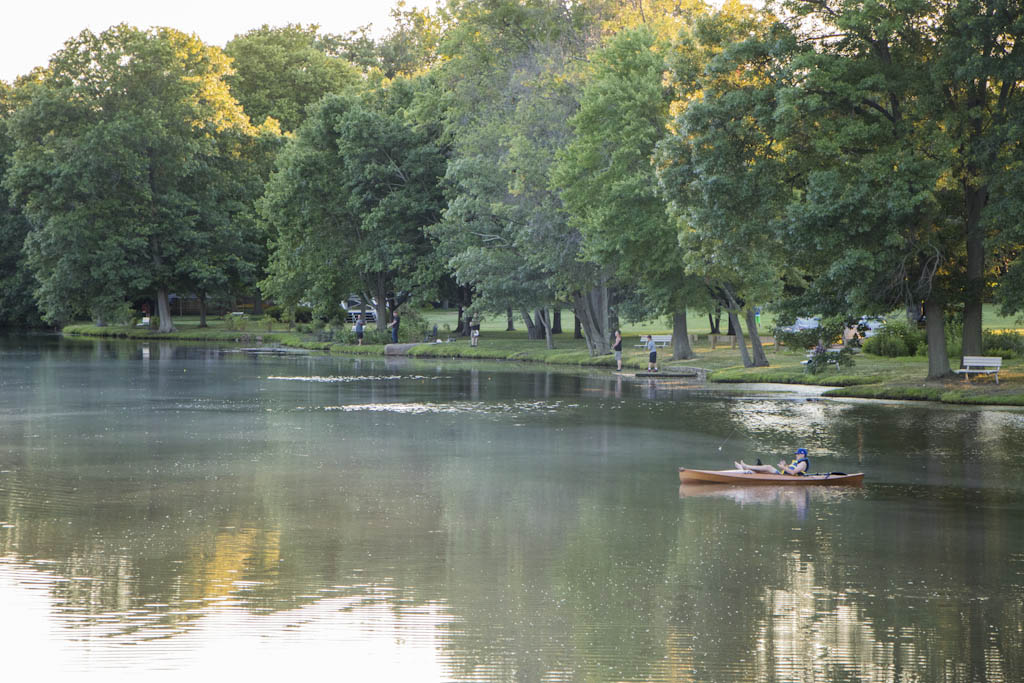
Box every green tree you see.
[224,24,360,134]
[324,1,447,79]
[657,2,785,367]
[260,78,446,328]
[0,81,41,327]
[430,0,618,353]
[554,25,706,361]
[763,0,1024,378]
[4,25,260,331]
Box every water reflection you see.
[1,335,1023,680]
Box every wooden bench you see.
[955,356,1002,384]
[635,334,672,348]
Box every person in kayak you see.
[735,448,810,475]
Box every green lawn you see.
[62,307,1024,406]
[420,306,1024,338]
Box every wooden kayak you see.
[678,468,864,486]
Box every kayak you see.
[678,467,864,486]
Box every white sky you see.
[1,0,407,83]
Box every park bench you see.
[635,334,672,348]
[955,356,1002,384]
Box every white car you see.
[340,296,378,323]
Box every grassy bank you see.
[63,314,1024,406]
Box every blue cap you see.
[795,448,808,456]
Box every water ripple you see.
[268,375,448,383]
[324,401,571,416]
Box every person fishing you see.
[735,448,810,475]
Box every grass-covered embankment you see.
[62,314,1024,406]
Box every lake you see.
[1,335,1022,681]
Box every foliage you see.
[862,320,927,358]
[804,347,855,375]
[773,327,820,350]
[765,0,1024,374]
[982,330,1024,359]
[224,24,360,133]
[0,84,42,327]
[4,25,264,331]
[656,3,787,367]
[260,78,445,324]
[322,3,447,79]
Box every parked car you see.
[858,316,885,338]
[340,296,378,323]
[777,316,820,333]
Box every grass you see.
[62,310,1024,406]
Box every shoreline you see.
[59,326,1024,407]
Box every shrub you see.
[293,305,313,323]
[774,327,822,350]
[804,346,856,374]
[264,305,282,321]
[983,330,1024,359]
[773,315,847,349]
[862,319,925,357]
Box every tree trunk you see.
[925,295,952,380]
[672,310,695,360]
[253,291,263,316]
[520,308,543,340]
[711,306,722,335]
[506,307,515,331]
[374,276,388,331]
[156,287,175,333]
[962,183,987,357]
[456,305,466,335]
[572,284,612,356]
[574,316,583,339]
[537,308,555,350]
[745,307,769,367]
[721,286,751,367]
[551,307,562,334]
[198,293,208,328]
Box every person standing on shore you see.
[613,330,623,371]
[646,334,657,372]
[387,310,400,343]
[354,314,364,345]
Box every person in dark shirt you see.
[387,311,400,343]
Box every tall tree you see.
[554,25,705,361]
[260,78,446,327]
[224,24,360,134]
[657,2,785,367]
[764,0,1024,378]
[430,0,617,354]
[0,81,42,327]
[4,25,261,331]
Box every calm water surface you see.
[1,335,1022,681]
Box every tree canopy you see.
[0,1,1021,377]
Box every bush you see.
[804,346,856,374]
[774,327,822,350]
[293,305,313,323]
[264,305,283,321]
[862,319,925,357]
[773,315,847,349]
[983,330,1024,359]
